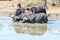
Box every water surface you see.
[0,16,60,40]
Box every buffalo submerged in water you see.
[22,13,48,23]
[10,6,48,23]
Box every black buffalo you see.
[15,8,26,16]
[22,13,48,23]
[11,6,47,23]
[13,11,48,23]
[14,10,32,22]
[27,6,46,14]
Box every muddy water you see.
[0,16,60,40]
[0,16,47,35]
[13,23,47,35]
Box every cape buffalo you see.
[35,13,48,23]
[23,13,48,23]
[15,3,26,16]
[30,6,46,14]
[15,8,26,16]
[14,10,48,23]
[14,10,33,22]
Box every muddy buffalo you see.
[11,5,48,23]
[13,10,48,23]
[22,13,48,23]
[14,10,32,22]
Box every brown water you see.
[13,22,47,35]
[0,17,60,40]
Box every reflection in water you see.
[0,16,60,36]
[0,16,47,35]
[0,16,60,40]
[13,23,47,35]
